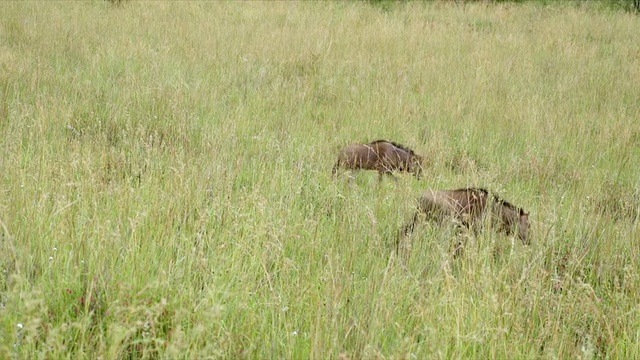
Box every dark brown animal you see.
[332,140,424,182]
[400,188,530,251]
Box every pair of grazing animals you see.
[332,140,531,246]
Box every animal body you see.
[332,140,423,182]
[400,188,530,253]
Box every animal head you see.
[517,209,530,245]
[492,197,530,245]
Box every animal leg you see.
[402,211,420,237]
[347,170,357,186]
[396,211,420,257]
[453,238,465,259]
[451,222,470,259]
[378,171,397,184]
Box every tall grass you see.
[1,1,639,358]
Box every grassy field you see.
[1,1,640,358]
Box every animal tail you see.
[331,161,340,176]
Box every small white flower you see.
[17,323,23,329]
[49,257,54,261]
[53,247,57,252]
[291,331,298,336]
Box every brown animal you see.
[399,188,530,253]
[332,140,424,182]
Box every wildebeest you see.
[399,187,530,254]
[332,140,424,182]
